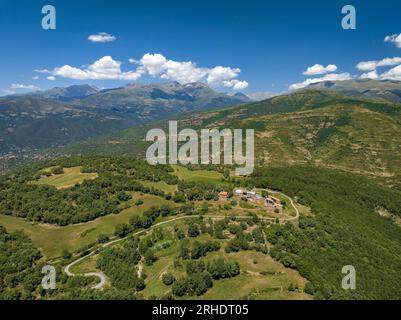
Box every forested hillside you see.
[57,90,401,181]
[251,166,401,299]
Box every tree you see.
[135,199,144,206]
[304,282,316,295]
[62,249,72,259]
[51,166,64,175]
[98,234,110,244]
[115,223,130,238]
[117,192,131,201]
[188,223,200,238]
[175,229,185,240]
[162,272,175,286]
[173,192,186,203]
[172,279,188,297]
[144,249,157,265]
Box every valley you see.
[0,82,249,172]
[1,81,401,300]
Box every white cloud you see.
[88,32,116,43]
[356,61,378,72]
[47,76,56,81]
[360,70,379,80]
[289,73,352,90]
[207,66,241,86]
[38,53,248,90]
[381,64,401,81]
[10,83,40,91]
[356,57,401,71]
[138,53,167,75]
[3,89,15,95]
[384,33,401,48]
[32,76,39,80]
[46,56,142,81]
[133,53,247,89]
[34,69,52,74]
[162,60,208,83]
[303,64,337,75]
[223,79,249,90]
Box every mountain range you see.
[2,79,401,182]
[58,86,401,183]
[307,79,401,103]
[0,82,250,155]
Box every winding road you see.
[64,189,300,290]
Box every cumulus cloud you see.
[384,33,401,48]
[381,64,401,81]
[10,83,40,91]
[47,76,56,81]
[37,53,249,90]
[138,54,208,83]
[137,54,247,89]
[289,73,352,90]
[303,64,337,75]
[356,57,401,71]
[88,32,116,43]
[32,76,39,80]
[355,55,401,80]
[360,70,379,80]
[43,56,142,81]
[207,66,241,86]
[226,80,249,90]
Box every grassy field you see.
[138,180,178,193]
[69,254,99,274]
[33,166,98,189]
[141,243,311,300]
[134,222,310,300]
[0,193,169,259]
[172,165,224,184]
[199,251,310,300]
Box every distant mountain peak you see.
[38,84,100,102]
[306,79,401,104]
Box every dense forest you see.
[0,227,42,299]
[250,165,401,299]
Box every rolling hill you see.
[56,90,401,181]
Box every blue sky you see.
[1,0,401,96]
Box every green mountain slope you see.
[307,79,401,103]
[0,83,250,171]
[57,90,401,180]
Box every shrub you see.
[162,272,175,286]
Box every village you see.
[218,188,284,215]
